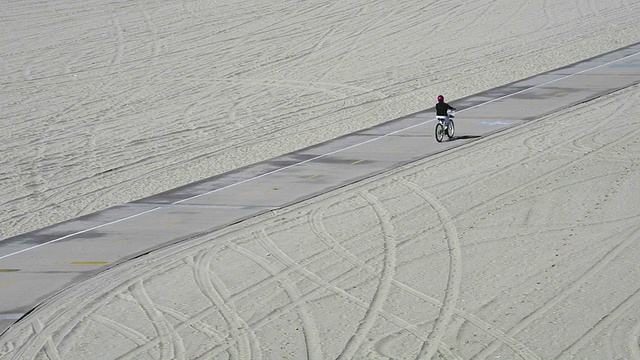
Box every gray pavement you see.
[1,42,640,334]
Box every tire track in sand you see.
[233,240,437,352]
[224,210,447,356]
[127,281,184,360]
[189,251,258,360]
[112,252,259,360]
[115,291,238,360]
[34,319,62,360]
[248,229,324,360]
[115,287,242,360]
[336,190,397,359]
[85,314,148,348]
[401,179,464,360]
[308,187,538,358]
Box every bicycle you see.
[435,110,455,142]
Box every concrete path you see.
[1,42,640,334]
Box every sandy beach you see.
[1,0,640,359]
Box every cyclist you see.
[435,95,456,131]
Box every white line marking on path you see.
[0,207,161,261]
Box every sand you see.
[1,0,640,359]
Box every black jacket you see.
[436,102,455,116]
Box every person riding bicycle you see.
[435,95,456,131]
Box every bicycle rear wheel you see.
[435,123,445,142]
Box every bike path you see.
[1,42,640,333]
